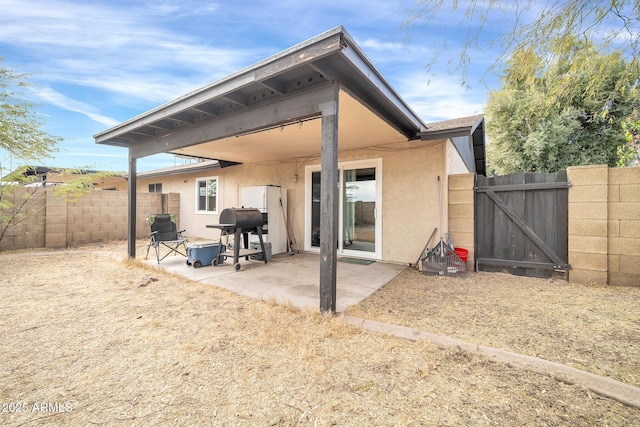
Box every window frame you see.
[148,183,163,193]
[195,176,219,214]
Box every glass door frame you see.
[304,158,382,259]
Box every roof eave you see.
[94,26,426,147]
[418,126,472,141]
[337,31,426,134]
[94,27,347,144]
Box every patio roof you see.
[94,26,427,163]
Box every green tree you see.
[0,60,110,248]
[486,40,639,173]
[403,0,640,90]
[619,107,640,165]
[0,59,64,247]
[1,58,61,163]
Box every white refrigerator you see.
[242,185,288,255]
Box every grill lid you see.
[219,208,264,230]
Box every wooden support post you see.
[128,152,137,259]
[319,86,339,313]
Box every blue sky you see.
[0,0,504,173]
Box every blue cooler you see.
[186,241,225,268]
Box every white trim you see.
[304,158,382,260]
[195,175,220,214]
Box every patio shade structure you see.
[94,26,427,312]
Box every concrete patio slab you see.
[144,252,406,313]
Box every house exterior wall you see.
[339,142,446,263]
[135,161,301,244]
[96,179,127,191]
[133,139,461,264]
[446,140,473,175]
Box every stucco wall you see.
[134,139,460,264]
[374,144,445,263]
[136,161,301,245]
[446,140,473,176]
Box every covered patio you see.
[95,26,426,313]
[145,251,405,313]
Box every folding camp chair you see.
[145,213,188,263]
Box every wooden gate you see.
[475,171,571,277]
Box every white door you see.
[305,159,382,259]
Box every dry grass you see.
[1,240,639,426]
[347,268,640,388]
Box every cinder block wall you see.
[607,167,640,286]
[166,193,181,221]
[449,167,640,286]
[566,165,610,284]
[448,173,475,270]
[566,165,640,286]
[0,187,47,251]
[0,189,180,251]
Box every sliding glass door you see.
[306,159,381,259]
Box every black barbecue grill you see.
[206,208,268,271]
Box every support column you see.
[319,85,339,313]
[128,152,137,259]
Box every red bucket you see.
[454,247,468,263]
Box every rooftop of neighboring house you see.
[2,166,126,186]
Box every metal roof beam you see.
[222,92,248,107]
[308,62,332,80]
[95,73,255,143]
[167,111,196,124]
[259,78,285,95]
[192,103,218,117]
[130,83,335,159]
[130,128,157,137]
[146,120,174,131]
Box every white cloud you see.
[0,0,256,102]
[395,72,486,123]
[34,87,120,127]
[359,39,405,51]
[141,0,221,17]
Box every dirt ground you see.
[1,240,639,426]
[348,268,640,389]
